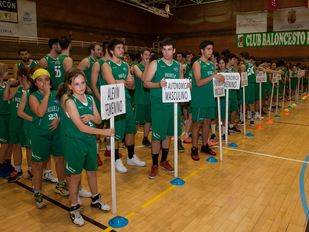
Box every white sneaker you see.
[70,205,84,226]
[115,159,127,173]
[43,170,58,183]
[79,187,91,198]
[255,112,259,119]
[90,194,111,212]
[127,154,146,167]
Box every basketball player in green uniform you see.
[190,40,224,161]
[39,39,61,90]
[29,68,68,208]
[102,39,145,173]
[57,36,73,87]
[14,49,38,79]
[3,71,32,182]
[144,38,185,179]
[0,63,14,178]
[59,69,112,226]
[133,48,151,147]
[78,42,102,86]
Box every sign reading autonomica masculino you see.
[237,31,309,48]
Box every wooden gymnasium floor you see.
[0,98,309,232]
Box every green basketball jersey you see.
[245,61,256,83]
[31,90,60,133]
[107,60,131,100]
[134,62,150,105]
[97,58,106,89]
[84,56,97,86]
[23,89,32,126]
[191,59,216,108]
[8,86,23,118]
[44,54,60,90]
[17,60,38,71]
[63,94,96,140]
[54,54,68,89]
[0,84,9,115]
[150,59,180,104]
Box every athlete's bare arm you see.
[91,61,100,100]
[144,60,162,89]
[77,58,89,71]
[63,57,73,72]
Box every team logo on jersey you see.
[173,67,179,72]
[123,67,127,71]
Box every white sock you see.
[211,124,216,134]
[15,165,21,172]
[229,123,233,128]
[222,126,226,135]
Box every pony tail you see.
[56,82,68,101]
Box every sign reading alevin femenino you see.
[237,31,309,48]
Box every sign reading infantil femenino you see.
[100,84,126,120]
[220,72,240,90]
[162,79,191,103]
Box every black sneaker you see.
[142,137,151,147]
[229,126,241,133]
[210,134,217,140]
[200,145,216,156]
[90,194,111,212]
[191,147,199,161]
[8,170,23,183]
[178,139,185,153]
[250,120,255,126]
[222,134,226,141]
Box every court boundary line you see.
[275,121,309,127]
[14,181,116,232]
[219,147,309,164]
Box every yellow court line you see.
[102,227,113,232]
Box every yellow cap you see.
[32,68,50,80]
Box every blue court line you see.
[299,155,309,218]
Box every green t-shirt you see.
[0,84,9,115]
[134,63,150,105]
[107,60,131,100]
[150,59,180,105]
[84,56,97,86]
[245,61,256,83]
[63,94,96,141]
[44,54,59,90]
[31,90,60,134]
[8,86,23,118]
[191,59,216,108]
[17,60,38,72]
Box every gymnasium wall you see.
[35,0,155,46]
[152,0,309,62]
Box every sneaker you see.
[210,134,217,140]
[222,134,226,141]
[200,145,216,156]
[183,136,192,144]
[8,170,23,183]
[191,147,200,161]
[229,126,241,133]
[178,140,185,153]
[250,120,255,126]
[142,137,151,147]
[104,149,111,157]
[97,154,103,166]
[55,181,69,197]
[115,159,127,173]
[208,139,218,147]
[79,187,91,198]
[34,192,47,209]
[43,170,58,183]
[0,162,13,178]
[90,194,111,212]
[70,204,84,226]
[148,165,158,179]
[127,154,146,167]
[160,160,174,173]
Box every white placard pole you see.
[275,83,279,115]
[173,102,178,179]
[259,82,262,119]
[225,89,229,145]
[110,116,117,215]
[289,76,292,106]
[296,77,300,103]
[243,85,246,135]
[282,74,286,109]
[217,97,223,161]
[268,82,275,120]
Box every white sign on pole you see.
[256,71,267,83]
[274,73,282,81]
[100,83,126,120]
[220,72,241,90]
[241,72,248,87]
[213,78,225,98]
[162,79,191,103]
[272,74,279,83]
